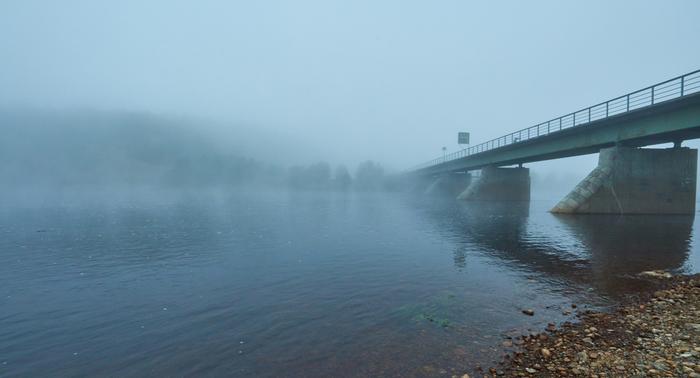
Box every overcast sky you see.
[2,0,699,172]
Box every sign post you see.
[458,132,470,145]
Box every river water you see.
[1,189,698,377]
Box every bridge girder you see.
[414,93,700,176]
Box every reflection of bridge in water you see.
[413,199,693,298]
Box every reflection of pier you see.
[414,198,693,297]
[553,214,692,286]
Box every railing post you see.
[547,121,550,133]
[588,107,591,123]
[606,102,609,117]
[651,87,655,105]
[681,76,685,96]
[626,95,630,111]
[573,113,576,126]
[559,118,562,130]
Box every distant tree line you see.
[287,160,385,191]
[0,109,391,192]
[0,110,286,188]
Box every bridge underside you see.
[416,93,700,176]
[423,145,698,214]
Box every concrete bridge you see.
[410,70,700,214]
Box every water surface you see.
[1,189,698,377]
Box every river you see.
[1,189,698,376]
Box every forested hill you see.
[0,109,282,188]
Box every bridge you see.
[410,70,700,214]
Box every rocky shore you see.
[479,272,700,377]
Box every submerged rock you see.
[639,270,673,279]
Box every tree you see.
[354,160,384,190]
[333,165,352,190]
[306,161,331,189]
[287,161,332,189]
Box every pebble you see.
[577,351,588,363]
[489,275,700,378]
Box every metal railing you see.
[411,69,700,171]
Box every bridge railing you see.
[412,69,700,171]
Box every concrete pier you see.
[425,173,472,197]
[551,146,697,214]
[458,166,530,201]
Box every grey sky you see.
[2,0,699,171]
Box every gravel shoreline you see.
[474,272,700,377]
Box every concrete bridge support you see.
[408,176,434,193]
[457,166,530,201]
[424,173,472,197]
[551,146,697,214]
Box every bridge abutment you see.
[425,173,472,197]
[457,166,530,201]
[551,146,697,214]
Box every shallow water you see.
[1,189,698,377]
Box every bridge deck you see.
[413,70,700,176]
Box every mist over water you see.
[2,1,700,377]
[3,191,699,377]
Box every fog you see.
[5,3,700,376]
[1,1,700,193]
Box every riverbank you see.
[483,272,700,377]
